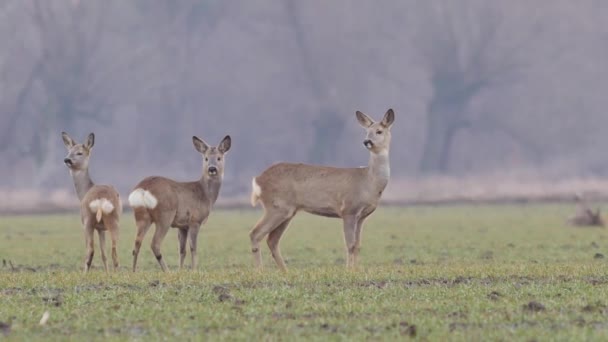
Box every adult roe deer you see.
[62,132,122,273]
[128,135,232,272]
[250,108,395,271]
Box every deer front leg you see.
[83,221,95,273]
[342,215,358,268]
[98,230,109,273]
[187,225,200,270]
[178,228,188,269]
[352,217,367,267]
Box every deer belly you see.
[173,208,206,227]
[304,207,341,218]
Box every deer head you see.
[192,135,232,178]
[62,132,95,171]
[356,108,395,154]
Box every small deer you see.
[567,195,604,227]
[128,135,231,272]
[62,132,122,273]
[250,108,395,271]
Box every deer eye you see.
[76,152,83,156]
[376,130,383,135]
[217,157,221,161]
[205,157,208,162]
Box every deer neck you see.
[199,175,222,205]
[70,169,95,201]
[367,150,390,190]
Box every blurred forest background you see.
[2,0,608,210]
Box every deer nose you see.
[64,158,73,166]
[363,140,374,149]
[208,166,217,174]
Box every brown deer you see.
[62,132,122,273]
[250,108,395,271]
[567,195,604,227]
[128,135,231,272]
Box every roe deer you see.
[62,132,122,273]
[250,108,395,271]
[567,195,604,227]
[128,135,232,272]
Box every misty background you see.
[1,0,608,210]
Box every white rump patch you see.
[89,198,115,214]
[128,188,158,209]
[252,178,262,198]
[250,178,262,207]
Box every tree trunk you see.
[419,101,468,174]
[308,108,345,164]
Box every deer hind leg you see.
[187,225,201,270]
[342,215,358,268]
[97,230,109,273]
[132,210,152,272]
[107,219,120,270]
[266,217,293,272]
[83,220,95,273]
[150,215,172,272]
[177,228,188,270]
[250,209,292,270]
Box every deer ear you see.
[192,136,209,154]
[356,111,374,127]
[61,132,75,149]
[381,109,395,128]
[84,133,95,149]
[218,135,231,154]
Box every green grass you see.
[1,204,607,341]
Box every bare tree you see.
[4,0,158,185]
[412,0,548,173]
[284,0,345,165]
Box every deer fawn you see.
[250,109,395,271]
[567,195,604,227]
[128,135,232,272]
[62,132,122,273]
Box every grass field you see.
[1,204,607,341]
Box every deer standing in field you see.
[567,195,604,227]
[62,132,122,273]
[128,135,231,272]
[250,109,395,271]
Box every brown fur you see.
[567,195,604,227]
[250,109,395,271]
[129,135,231,272]
[62,132,122,273]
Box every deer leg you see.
[150,220,171,272]
[187,225,200,270]
[267,218,293,272]
[342,215,358,268]
[250,210,290,269]
[83,221,95,273]
[352,217,367,267]
[98,230,109,273]
[132,212,152,272]
[177,228,188,270]
[108,220,120,270]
